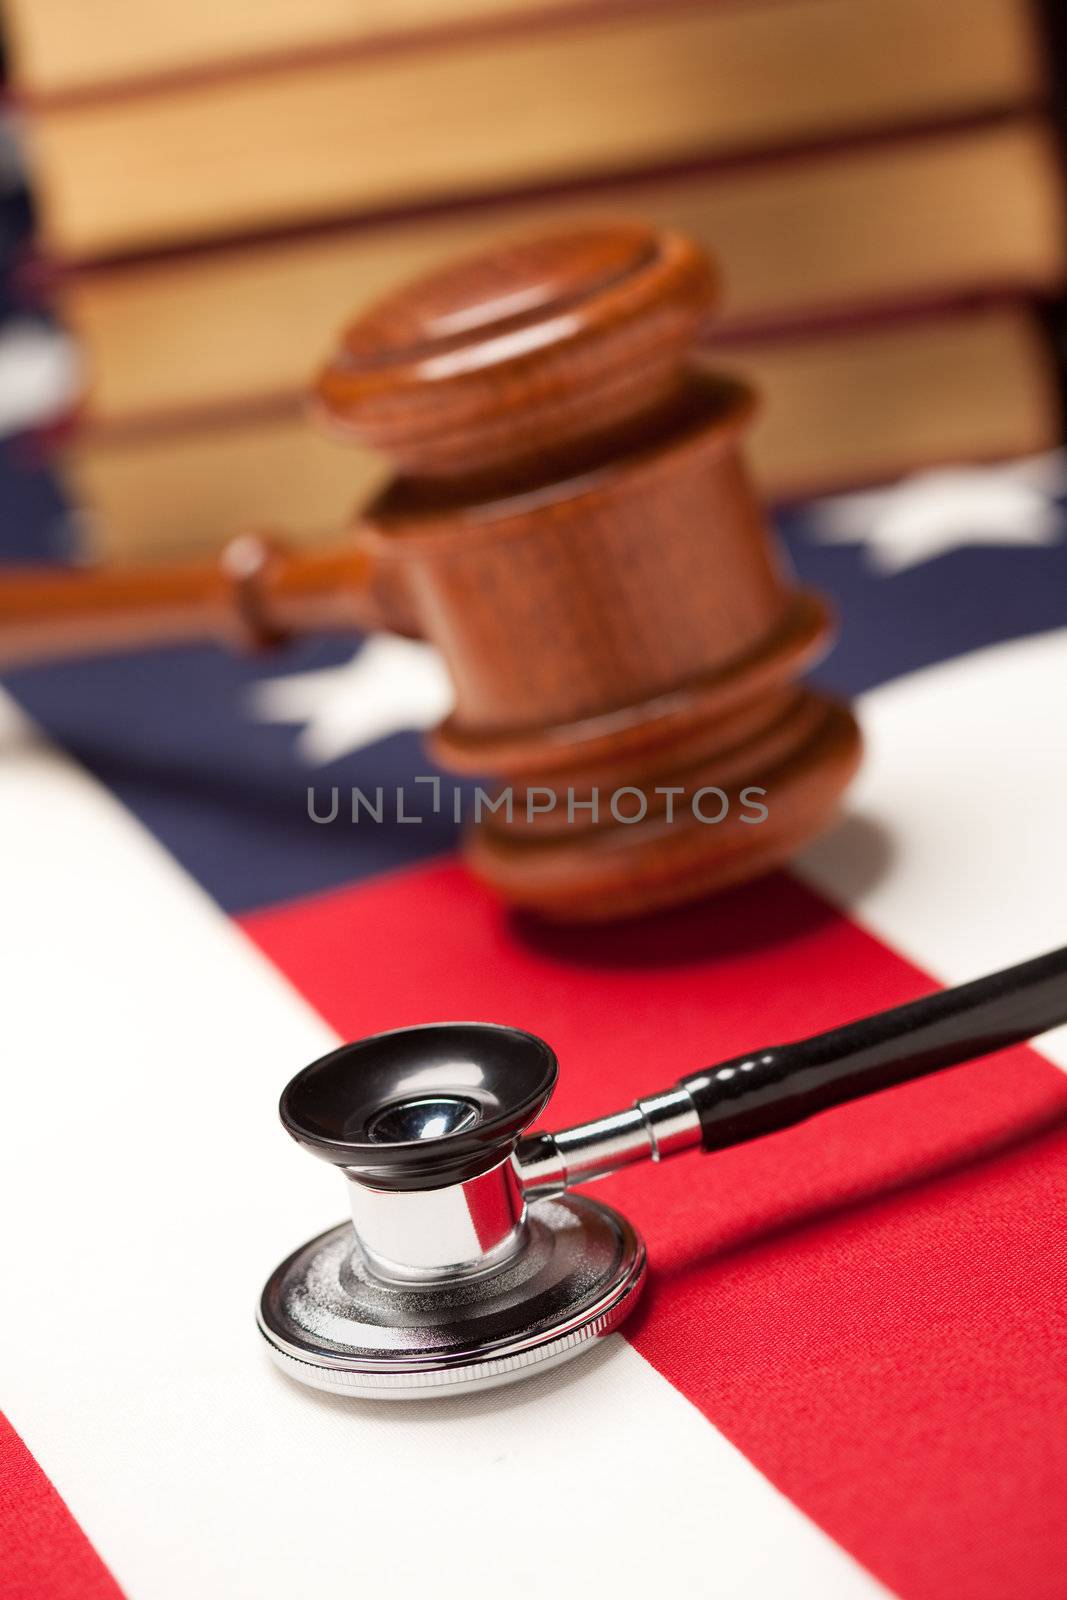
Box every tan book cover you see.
[64,304,1061,560]
[18,0,1048,259]
[2,0,591,94]
[55,117,1067,427]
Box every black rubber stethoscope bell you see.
[259,946,1067,1400]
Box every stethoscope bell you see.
[259,946,1067,1400]
[257,1023,647,1399]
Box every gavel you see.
[0,222,861,920]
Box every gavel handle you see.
[0,533,390,667]
[681,943,1067,1151]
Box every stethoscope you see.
[259,944,1067,1399]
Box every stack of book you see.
[4,0,1066,559]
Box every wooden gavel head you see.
[316,220,862,919]
[1,220,861,920]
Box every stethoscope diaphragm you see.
[259,946,1067,1399]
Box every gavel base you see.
[463,691,861,921]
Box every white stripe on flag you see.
[0,690,887,1600]
[799,626,1067,1073]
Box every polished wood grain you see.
[0,536,394,664]
[0,221,861,918]
[317,223,719,476]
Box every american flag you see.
[1,263,1067,1599]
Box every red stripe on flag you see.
[242,860,1067,1600]
[0,1415,124,1600]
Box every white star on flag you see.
[0,318,82,438]
[249,634,453,764]
[805,451,1067,574]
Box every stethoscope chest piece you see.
[258,1194,644,1399]
[257,1023,646,1399]
[260,946,1067,1400]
